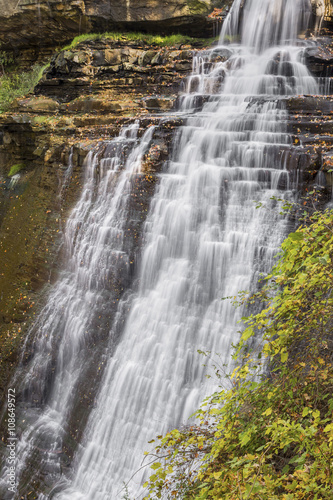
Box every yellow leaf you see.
[281,351,288,363]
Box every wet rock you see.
[209,47,232,62]
[279,61,294,77]
[304,39,333,76]
[142,140,169,172]
[283,96,333,114]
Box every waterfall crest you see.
[221,0,312,51]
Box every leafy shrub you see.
[0,64,48,113]
[144,210,333,499]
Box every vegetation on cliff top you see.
[0,31,216,113]
[143,209,333,499]
[63,31,217,50]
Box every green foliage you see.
[8,163,25,177]
[64,32,217,50]
[0,50,14,74]
[0,64,48,113]
[143,210,333,499]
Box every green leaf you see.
[281,351,288,363]
[302,407,311,417]
[288,232,304,241]
[282,465,290,474]
[150,462,161,470]
[319,254,330,265]
[240,432,252,446]
[262,407,272,416]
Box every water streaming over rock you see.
[221,0,312,52]
[0,123,156,498]
[0,0,323,499]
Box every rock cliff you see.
[0,0,229,52]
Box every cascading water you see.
[0,0,323,499]
[221,0,312,52]
[0,123,156,498]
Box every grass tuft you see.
[63,31,217,50]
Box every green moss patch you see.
[187,0,211,15]
[8,163,25,177]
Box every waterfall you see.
[0,0,320,499]
[0,123,156,498]
[221,0,312,51]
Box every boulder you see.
[13,97,59,113]
[303,41,333,77]
[138,51,157,67]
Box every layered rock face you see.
[0,39,205,399]
[1,0,331,56]
[0,0,228,51]
[0,10,333,495]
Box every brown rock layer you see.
[0,0,230,52]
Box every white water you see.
[0,0,321,499]
[0,123,156,498]
[221,0,312,51]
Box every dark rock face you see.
[304,37,333,77]
[0,0,90,50]
[282,94,333,207]
[0,0,228,51]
